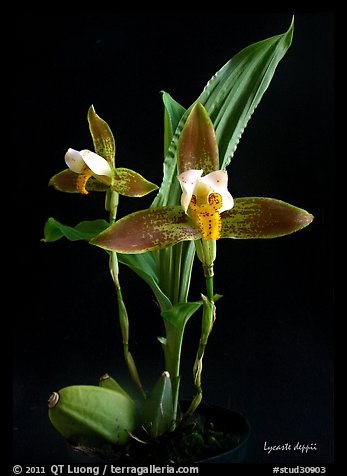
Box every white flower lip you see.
[65,148,112,178]
[178,169,234,214]
[80,149,112,177]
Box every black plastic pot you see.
[179,401,251,464]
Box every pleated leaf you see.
[90,206,200,253]
[220,197,314,239]
[162,91,186,157]
[200,18,294,169]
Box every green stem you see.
[179,242,195,303]
[162,319,185,429]
[106,190,145,398]
[172,242,183,304]
[187,239,217,415]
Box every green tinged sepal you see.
[90,206,201,253]
[88,105,116,167]
[220,197,314,239]
[48,385,136,447]
[48,170,109,193]
[177,102,219,175]
[111,167,158,197]
[142,371,174,438]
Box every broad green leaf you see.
[162,91,186,157]
[142,371,173,438]
[112,167,158,197]
[49,169,108,193]
[87,105,116,166]
[152,19,294,208]
[42,217,109,242]
[118,253,172,311]
[48,385,135,445]
[161,300,202,329]
[220,197,313,239]
[90,206,200,253]
[177,102,219,174]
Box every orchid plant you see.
[43,18,313,460]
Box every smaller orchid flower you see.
[178,169,234,240]
[49,106,158,198]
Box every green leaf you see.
[220,197,314,239]
[142,371,173,438]
[152,19,294,208]
[161,300,202,330]
[48,385,136,446]
[177,102,219,175]
[112,167,158,197]
[87,105,116,167]
[90,206,200,253]
[200,18,294,169]
[49,169,108,193]
[118,253,172,311]
[42,217,109,242]
[162,91,186,157]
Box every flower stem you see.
[106,190,145,399]
[187,240,217,415]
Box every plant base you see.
[70,401,250,464]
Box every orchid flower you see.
[49,105,158,198]
[91,102,313,254]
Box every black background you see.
[14,13,334,465]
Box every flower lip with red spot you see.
[178,169,234,214]
[177,169,234,240]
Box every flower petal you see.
[80,149,113,177]
[199,170,234,213]
[177,169,203,212]
[65,148,85,173]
